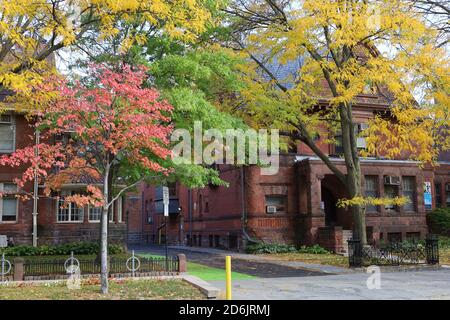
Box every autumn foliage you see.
[0,64,173,206]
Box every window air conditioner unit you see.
[0,114,12,124]
[359,123,369,131]
[357,137,367,149]
[266,206,277,214]
[384,176,400,185]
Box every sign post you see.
[226,256,232,300]
[424,182,432,210]
[162,186,169,271]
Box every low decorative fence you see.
[0,251,186,282]
[348,234,439,267]
[1,253,14,282]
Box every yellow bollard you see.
[225,255,232,300]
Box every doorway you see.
[321,186,337,227]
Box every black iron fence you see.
[15,254,181,280]
[109,256,179,274]
[348,234,439,267]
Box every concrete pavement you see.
[130,245,450,299]
[131,244,330,278]
[167,245,355,274]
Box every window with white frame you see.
[88,199,119,223]
[402,176,416,212]
[57,191,84,222]
[117,196,123,223]
[0,114,15,153]
[88,205,102,222]
[364,176,378,212]
[109,201,114,222]
[0,183,18,222]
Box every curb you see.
[181,275,221,299]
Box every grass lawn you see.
[259,252,349,268]
[441,248,450,265]
[138,254,257,281]
[439,236,450,265]
[0,279,204,300]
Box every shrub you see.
[0,241,125,257]
[246,242,329,254]
[246,243,298,254]
[439,236,450,248]
[297,244,330,254]
[427,207,450,235]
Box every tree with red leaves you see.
[1,64,173,293]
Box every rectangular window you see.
[88,206,102,222]
[446,183,450,207]
[57,191,84,222]
[168,183,177,196]
[406,232,421,241]
[402,176,416,212]
[364,176,378,212]
[334,130,344,155]
[0,183,18,222]
[109,201,114,222]
[265,195,287,214]
[435,183,442,208]
[0,114,15,153]
[384,185,399,211]
[354,123,369,150]
[387,232,402,243]
[117,196,123,223]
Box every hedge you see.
[246,242,329,254]
[0,241,125,257]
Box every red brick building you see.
[0,103,127,245]
[125,94,450,253]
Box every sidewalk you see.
[167,245,356,275]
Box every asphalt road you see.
[130,245,328,278]
[130,245,450,299]
[209,268,450,300]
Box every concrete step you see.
[340,230,353,255]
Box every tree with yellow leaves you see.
[224,0,449,244]
[0,0,216,106]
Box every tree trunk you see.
[347,170,367,245]
[340,102,367,245]
[100,205,109,294]
[100,171,110,294]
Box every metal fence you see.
[110,256,179,274]
[1,253,13,281]
[348,234,440,267]
[1,252,181,280]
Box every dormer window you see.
[362,80,377,95]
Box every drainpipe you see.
[32,129,40,247]
[188,188,192,246]
[141,190,145,243]
[240,166,258,248]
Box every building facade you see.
[0,109,127,245]
[126,94,450,253]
